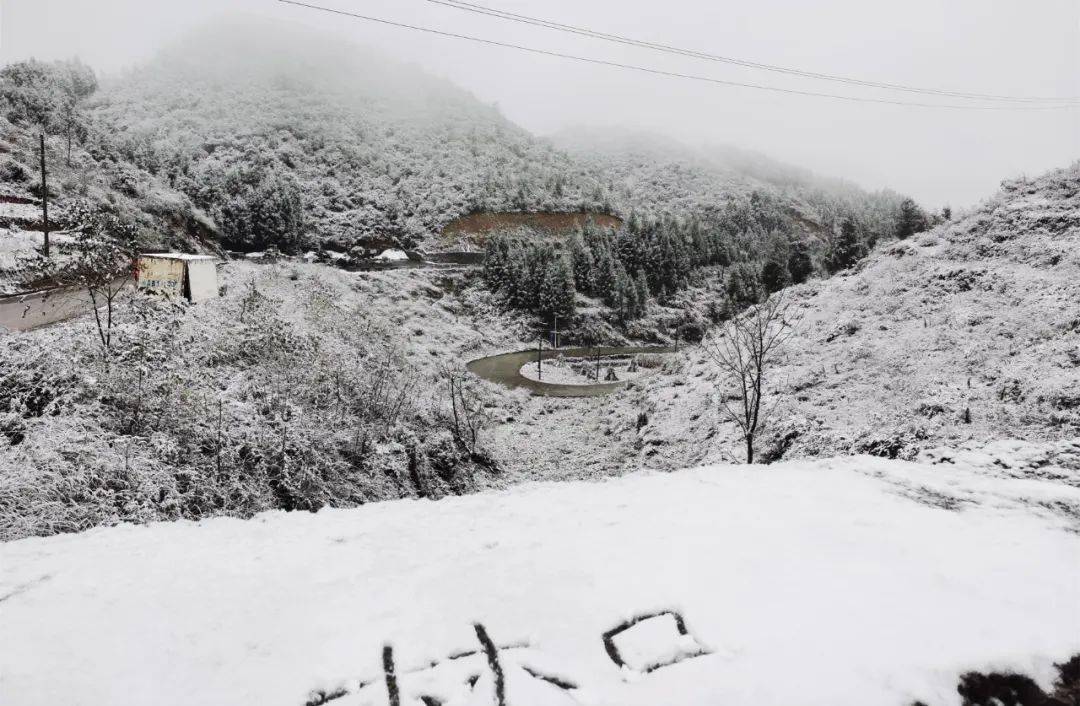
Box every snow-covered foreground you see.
[2,457,1079,706]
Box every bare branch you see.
[702,291,798,463]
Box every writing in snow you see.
[305,610,711,706]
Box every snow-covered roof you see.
[374,248,409,261]
[138,253,218,261]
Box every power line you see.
[277,0,1076,111]
[426,0,1080,105]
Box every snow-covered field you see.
[520,359,592,384]
[0,203,41,222]
[0,228,78,294]
[2,456,1078,706]
[519,359,648,385]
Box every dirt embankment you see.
[441,211,622,246]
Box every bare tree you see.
[25,200,137,357]
[438,363,491,458]
[703,292,797,463]
[362,341,418,438]
[59,97,83,166]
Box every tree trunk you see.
[105,291,113,352]
[87,286,108,354]
[746,435,754,464]
[39,134,50,258]
[215,400,223,477]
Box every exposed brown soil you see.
[441,211,622,245]
[0,195,38,205]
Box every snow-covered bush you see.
[0,268,503,540]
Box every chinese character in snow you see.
[308,623,584,706]
[601,610,710,674]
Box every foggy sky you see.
[4,0,1078,209]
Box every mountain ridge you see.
[84,17,911,253]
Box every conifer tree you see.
[725,262,761,309]
[506,247,530,309]
[896,198,929,239]
[825,218,867,273]
[761,258,790,294]
[483,233,510,289]
[567,234,594,292]
[787,239,813,284]
[634,270,650,316]
[612,265,637,321]
[539,256,576,320]
[591,243,617,302]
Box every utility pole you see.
[549,315,562,349]
[39,133,50,258]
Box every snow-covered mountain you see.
[86,17,588,251]
[1,16,915,298]
[81,17,908,253]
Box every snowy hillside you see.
[0,60,217,293]
[88,18,588,251]
[2,456,1078,706]
[630,162,1080,468]
[552,126,908,246]
[0,260,530,540]
[454,165,1080,486]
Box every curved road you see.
[0,277,134,333]
[0,285,101,333]
[467,345,675,397]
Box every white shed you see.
[136,254,219,303]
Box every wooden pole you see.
[215,400,223,477]
[537,338,543,380]
[39,133,50,258]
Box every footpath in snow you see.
[1,456,1079,706]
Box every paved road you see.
[0,280,131,333]
[467,345,676,397]
[0,251,479,333]
[348,251,483,271]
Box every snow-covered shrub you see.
[108,164,142,198]
[0,267,508,540]
[0,158,30,183]
[636,354,665,369]
[851,425,928,461]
